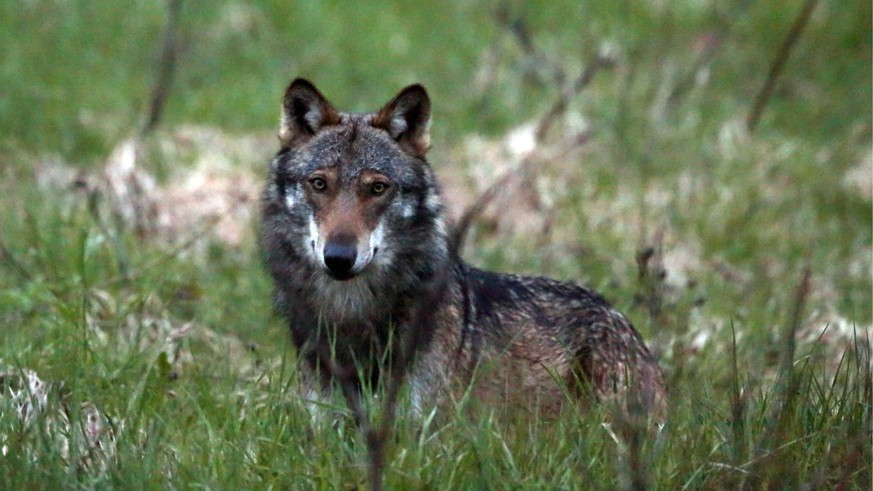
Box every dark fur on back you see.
[261,79,665,419]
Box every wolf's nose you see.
[323,243,357,279]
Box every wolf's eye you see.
[370,182,389,195]
[310,177,327,191]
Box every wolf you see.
[261,79,665,420]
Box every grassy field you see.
[0,0,870,489]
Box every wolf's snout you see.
[323,241,357,280]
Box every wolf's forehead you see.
[298,126,420,180]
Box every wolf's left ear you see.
[372,85,431,158]
[280,79,340,148]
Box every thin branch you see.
[495,1,565,87]
[362,265,450,491]
[86,189,131,280]
[742,265,812,490]
[142,0,183,135]
[495,2,534,55]
[746,0,818,133]
[450,131,591,252]
[450,48,612,252]
[535,53,615,142]
[665,32,725,109]
[665,0,757,111]
[777,265,811,382]
[104,209,225,287]
[0,237,33,282]
[318,265,451,491]
[729,318,747,488]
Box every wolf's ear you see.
[279,79,340,148]
[372,85,431,158]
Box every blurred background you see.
[0,1,870,488]
[2,1,869,160]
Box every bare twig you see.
[495,2,534,55]
[665,0,758,111]
[777,266,811,382]
[0,237,33,282]
[746,0,818,133]
[0,231,72,305]
[362,266,450,491]
[495,2,565,87]
[665,32,725,109]
[634,240,665,324]
[618,408,652,491]
[142,0,183,135]
[742,265,812,490]
[317,264,450,491]
[729,319,747,487]
[86,189,131,280]
[454,8,615,254]
[104,210,225,287]
[535,54,615,142]
[450,131,590,252]
[451,46,612,252]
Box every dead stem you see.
[746,0,819,133]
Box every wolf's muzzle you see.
[323,242,357,281]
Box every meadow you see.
[0,1,870,489]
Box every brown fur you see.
[261,79,666,423]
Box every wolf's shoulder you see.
[460,264,615,313]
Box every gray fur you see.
[261,79,666,419]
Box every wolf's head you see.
[263,79,448,302]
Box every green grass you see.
[0,0,870,489]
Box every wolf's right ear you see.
[279,79,340,148]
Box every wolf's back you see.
[418,265,665,417]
